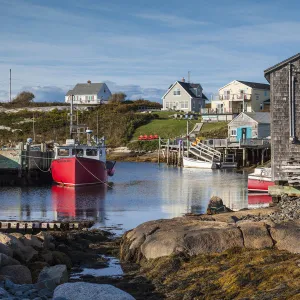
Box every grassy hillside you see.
[132,119,199,140]
[132,119,228,140]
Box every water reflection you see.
[52,185,106,221]
[0,163,273,231]
[248,193,272,209]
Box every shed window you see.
[86,149,98,156]
[231,129,237,136]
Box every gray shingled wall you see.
[270,60,300,182]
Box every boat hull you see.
[248,176,274,192]
[183,156,217,169]
[51,157,107,186]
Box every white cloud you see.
[134,13,209,27]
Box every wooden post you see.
[158,137,161,165]
[178,141,181,167]
[167,139,170,165]
[243,148,246,167]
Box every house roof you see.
[237,80,270,90]
[264,53,300,82]
[66,90,73,96]
[66,83,104,96]
[178,81,207,99]
[244,112,270,124]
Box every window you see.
[72,149,84,156]
[231,129,237,136]
[85,96,88,100]
[58,149,70,156]
[104,89,106,93]
[166,102,169,108]
[181,102,185,109]
[86,149,98,156]
[184,101,188,108]
[173,88,180,96]
[264,91,268,96]
[256,95,259,100]
[92,95,94,100]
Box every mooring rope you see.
[31,158,51,173]
[75,157,112,188]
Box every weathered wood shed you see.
[228,112,270,142]
[265,53,300,184]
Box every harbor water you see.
[0,162,271,233]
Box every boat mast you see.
[70,94,74,139]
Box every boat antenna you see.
[97,112,99,144]
[70,94,74,139]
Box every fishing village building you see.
[228,112,270,142]
[211,80,270,114]
[265,53,300,185]
[162,78,208,113]
[65,81,112,106]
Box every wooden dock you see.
[0,143,53,185]
[0,220,94,232]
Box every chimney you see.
[87,80,91,84]
[181,77,185,82]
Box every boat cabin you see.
[54,145,106,161]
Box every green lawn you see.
[201,121,228,133]
[132,119,199,139]
[132,119,229,140]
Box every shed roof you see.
[264,53,300,82]
[243,112,270,124]
[229,112,270,126]
[66,83,104,96]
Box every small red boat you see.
[50,97,115,187]
[51,146,111,186]
[248,167,274,192]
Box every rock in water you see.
[0,265,32,284]
[206,196,231,214]
[37,264,68,290]
[53,282,135,300]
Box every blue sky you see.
[0,0,300,102]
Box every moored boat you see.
[248,167,274,192]
[183,156,218,169]
[50,96,115,187]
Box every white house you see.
[65,81,112,105]
[162,78,208,113]
[211,80,270,114]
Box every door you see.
[237,127,252,141]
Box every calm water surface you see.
[0,162,271,233]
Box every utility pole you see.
[32,113,36,143]
[9,69,11,102]
[186,121,189,157]
[188,71,191,83]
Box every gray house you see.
[228,112,270,142]
[265,53,300,183]
[162,78,208,112]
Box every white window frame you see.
[231,129,237,136]
[173,88,180,96]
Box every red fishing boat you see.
[248,167,274,192]
[50,97,115,187]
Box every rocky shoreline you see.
[1,196,300,299]
[119,196,300,299]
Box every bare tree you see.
[108,92,126,103]
[12,91,35,105]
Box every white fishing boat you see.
[183,156,218,169]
